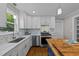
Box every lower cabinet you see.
[18,37,32,56]
[25,37,32,55]
[17,42,26,56]
[4,47,18,56]
[3,36,32,56]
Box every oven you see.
[41,32,51,47]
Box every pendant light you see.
[57,3,62,15]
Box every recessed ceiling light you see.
[33,10,36,14]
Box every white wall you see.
[64,9,79,40]
[64,17,72,39]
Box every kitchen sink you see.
[9,37,25,43]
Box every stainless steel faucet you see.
[12,30,16,39]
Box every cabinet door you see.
[0,3,7,27]
[4,47,18,56]
[18,42,26,56]
[36,17,40,28]
[40,17,46,25]
[25,37,32,55]
[40,17,50,25]
[25,38,29,55]
[28,36,32,48]
[19,11,25,28]
[45,17,50,25]
[32,17,40,28]
[27,16,32,28]
[27,39,32,50]
[10,47,18,56]
[24,15,28,28]
[24,15,33,29]
[49,17,55,28]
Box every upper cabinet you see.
[40,16,55,28]
[25,15,32,28]
[40,17,50,25]
[19,11,55,29]
[0,3,7,27]
[25,16,40,29]
[49,17,55,29]
[19,11,25,28]
[31,16,40,29]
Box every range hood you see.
[41,25,49,32]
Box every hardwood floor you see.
[27,46,48,56]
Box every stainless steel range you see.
[40,31,51,47]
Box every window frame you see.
[6,7,19,33]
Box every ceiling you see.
[16,3,79,18]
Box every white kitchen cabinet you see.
[17,36,32,56]
[45,17,50,25]
[31,17,40,29]
[40,17,50,25]
[0,3,7,27]
[25,36,32,55]
[3,36,32,56]
[27,16,32,28]
[18,41,26,56]
[10,47,18,56]
[25,16,32,28]
[40,17,46,25]
[26,39,31,54]
[25,16,40,29]
[4,47,18,56]
[19,11,26,28]
[49,17,55,29]
[18,36,32,56]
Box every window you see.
[2,8,19,32]
[5,12,14,31]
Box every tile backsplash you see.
[0,33,18,44]
[0,29,25,44]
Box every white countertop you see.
[0,35,31,56]
[31,34,40,36]
[0,43,17,56]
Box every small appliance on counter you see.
[25,32,31,35]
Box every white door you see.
[55,22,63,38]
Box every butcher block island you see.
[47,38,79,56]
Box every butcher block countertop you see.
[47,38,79,56]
